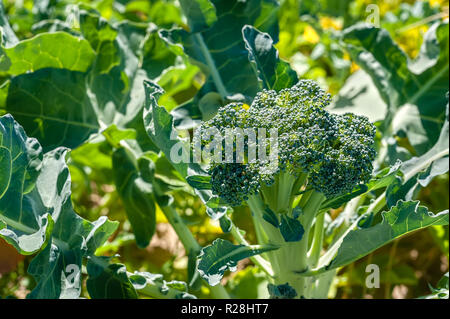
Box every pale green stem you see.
[229,220,274,277]
[308,211,325,268]
[271,192,325,297]
[160,204,230,299]
[160,205,201,253]
[276,172,296,213]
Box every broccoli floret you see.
[198,80,376,207]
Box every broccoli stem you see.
[276,172,297,213]
[160,204,230,299]
[249,183,326,298]
[278,191,325,298]
[228,220,274,277]
[308,211,325,268]
[247,194,284,278]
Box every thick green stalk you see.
[276,172,297,213]
[276,191,325,297]
[160,204,230,299]
[308,211,325,268]
[229,220,274,277]
[247,194,284,278]
[160,205,201,254]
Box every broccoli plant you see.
[0,0,448,300]
[144,77,449,299]
[195,80,377,296]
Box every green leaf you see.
[4,68,98,151]
[143,80,227,219]
[102,125,137,148]
[79,10,119,74]
[0,2,18,47]
[267,283,297,299]
[387,103,449,206]
[186,174,211,190]
[219,214,232,233]
[0,32,96,75]
[324,201,449,272]
[342,21,449,153]
[130,271,197,299]
[197,238,278,286]
[242,25,298,91]
[179,0,217,33]
[87,258,138,299]
[279,214,304,242]
[160,0,280,101]
[112,148,156,248]
[329,70,387,123]
[0,114,118,298]
[262,207,279,228]
[419,272,449,299]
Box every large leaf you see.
[86,258,138,299]
[4,68,98,151]
[327,201,448,270]
[242,25,298,91]
[197,238,278,286]
[112,148,156,248]
[143,80,227,219]
[387,101,449,207]
[329,69,387,123]
[0,32,95,75]
[0,114,118,298]
[160,0,280,123]
[310,201,449,275]
[342,21,449,153]
[1,10,172,152]
[179,0,217,33]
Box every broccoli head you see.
[198,80,376,207]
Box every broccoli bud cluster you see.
[199,80,376,206]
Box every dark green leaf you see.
[186,174,212,190]
[242,25,298,91]
[179,0,217,33]
[267,283,297,299]
[325,201,449,272]
[0,114,118,298]
[262,207,279,228]
[87,258,138,299]
[112,148,156,248]
[279,215,304,242]
[4,68,98,151]
[197,238,278,286]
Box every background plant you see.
[0,0,448,299]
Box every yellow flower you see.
[350,62,360,74]
[430,0,447,7]
[319,17,343,30]
[242,103,250,110]
[397,25,428,59]
[303,26,320,44]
